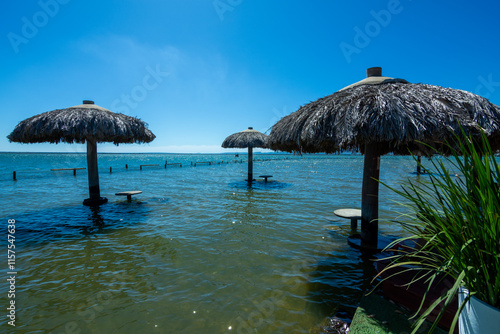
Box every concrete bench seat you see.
[259,175,273,182]
[115,190,142,201]
[334,208,362,230]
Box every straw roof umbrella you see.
[8,100,156,205]
[222,127,268,183]
[267,67,500,248]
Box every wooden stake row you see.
[10,157,290,180]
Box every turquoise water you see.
[0,152,439,333]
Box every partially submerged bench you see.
[165,163,182,168]
[140,164,159,170]
[115,190,142,201]
[194,162,213,166]
[51,167,86,176]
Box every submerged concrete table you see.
[334,208,362,230]
[115,190,142,201]
[259,175,273,182]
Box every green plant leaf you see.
[377,126,500,333]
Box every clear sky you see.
[1,0,499,153]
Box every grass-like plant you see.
[376,129,500,333]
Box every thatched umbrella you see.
[8,100,155,206]
[222,127,268,182]
[267,67,500,248]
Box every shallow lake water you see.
[0,152,447,333]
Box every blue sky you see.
[1,0,499,153]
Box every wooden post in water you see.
[416,155,422,175]
[360,142,381,248]
[13,171,16,181]
[247,146,253,183]
[83,138,107,206]
[87,138,100,199]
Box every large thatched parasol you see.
[267,67,500,248]
[222,127,267,183]
[8,100,156,205]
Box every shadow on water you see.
[305,227,386,332]
[228,179,292,190]
[13,201,151,247]
[306,250,378,314]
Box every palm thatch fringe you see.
[267,82,500,155]
[222,127,267,148]
[8,104,155,145]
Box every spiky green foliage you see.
[377,129,500,334]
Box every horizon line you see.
[0,151,301,155]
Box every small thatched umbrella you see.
[8,100,156,205]
[268,67,500,248]
[222,127,268,182]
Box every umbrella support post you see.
[83,139,108,206]
[355,143,380,249]
[247,147,254,183]
[222,127,265,183]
